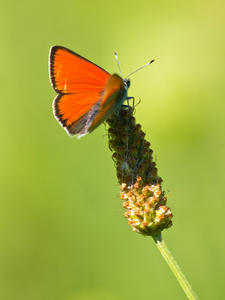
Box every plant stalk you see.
[152,232,198,300]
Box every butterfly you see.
[49,46,132,138]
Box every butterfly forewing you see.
[50,46,110,93]
[89,74,127,132]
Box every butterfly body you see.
[49,46,130,138]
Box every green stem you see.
[152,232,198,300]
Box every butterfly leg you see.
[121,96,135,109]
[126,96,135,107]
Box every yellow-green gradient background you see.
[1,0,225,299]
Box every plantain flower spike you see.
[107,106,173,236]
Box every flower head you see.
[107,107,173,236]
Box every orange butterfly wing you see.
[49,46,111,135]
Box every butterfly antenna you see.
[114,52,123,77]
[125,59,155,79]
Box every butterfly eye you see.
[124,79,131,89]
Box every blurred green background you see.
[1,0,225,299]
